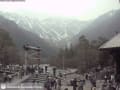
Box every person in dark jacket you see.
[72,78,77,90]
[53,67,56,77]
[57,78,62,90]
[45,66,48,73]
[44,77,52,90]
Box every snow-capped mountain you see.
[0,11,88,46]
[0,15,57,58]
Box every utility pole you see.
[23,45,29,75]
[37,47,41,66]
[62,55,65,71]
[24,50,28,75]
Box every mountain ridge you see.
[72,9,120,44]
[0,11,89,47]
[0,15,56,58]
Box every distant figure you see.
[110,74,115,84]
[102,81,107,90]
[8,74,12,82]
[78,80,85,90]
[41,68,44,73]
[59,72,63,78]
[85,74,88,80]
[57,78,62,90]
[104,75,107,83]
[44,78,52,90]
[45,66,48,73]
[90,76,96,89]
[50,78,55,90]
[35,70,39,77]
[72,78,77,90]
[3,72,7,82]
[53,67,56,77]
[54,78,57,89]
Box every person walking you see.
[72,78,77,90]
[50,77,56,90]
[57,78,62,90]
[53,67,56,77]
[44,77,52,90]
[78,80,85,90]
[54,77,57,89]
[45,66,48,73]
[35,69,39,77]
[90,76,96,90]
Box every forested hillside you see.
[0,15,56,58]
[0,29,21,64]
[50,35,113,73]
[72,10,120,45]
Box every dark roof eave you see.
[99,47,120,51]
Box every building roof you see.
[99,33,120,50]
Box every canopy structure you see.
[23,44,41,65]
[99,33,120,50]
[23,44,41,51]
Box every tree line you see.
[49,35,114,73]
[0,29,22,65]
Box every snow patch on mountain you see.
[0,12,89,46]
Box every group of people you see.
[102,73,116,90]
[68,67,116,90]
[70,78,85,90]
[1,64,119,90]
[1,64,25,83]
[44,76,62,90]
[0,64,50,83]
[85,68,116,90]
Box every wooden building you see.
[99,33,120,83]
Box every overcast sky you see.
[0,0,120,21]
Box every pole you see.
[25,51,28,75]
[37,51,40,65]
[62,55,64,71]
